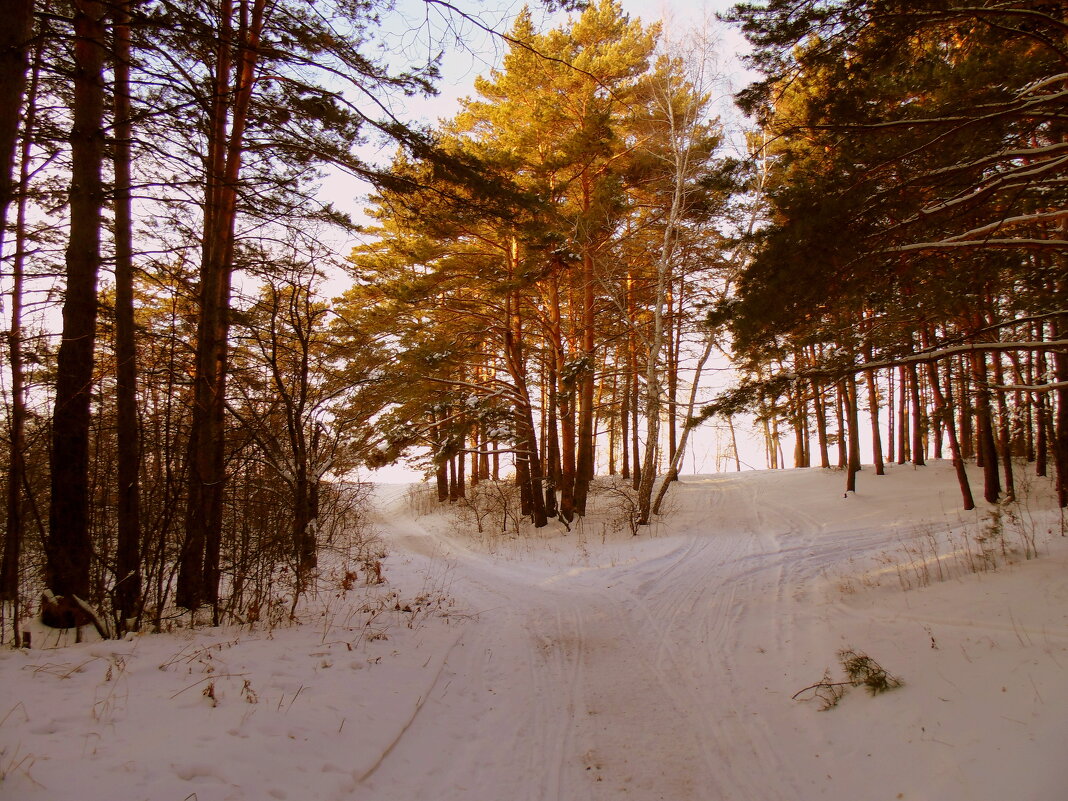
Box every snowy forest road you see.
[360,475,875,801]
[358,469,1068,801]
[3,466,1065,801]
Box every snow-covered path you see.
[3,464,1067,801]
[358,467,1068,801]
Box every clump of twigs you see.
[793,648,903,710]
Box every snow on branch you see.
[764,341,1068,387]
[852,340,1068,373]
[887,238,1068,253]
[943,210,1068,242]
[986,381,1068,394]
[914,154,1068,219]
[917,142,1068,183]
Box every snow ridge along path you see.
[2,463,1066,801]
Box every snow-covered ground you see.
[2,461,1066,800]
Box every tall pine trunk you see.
[958,357,974,460]
[503,254,546,527]
[811,375,830,468]
[0,0,33,232]
[550,274,576,521]
[179,0,266,615]
[992,353,1015,502]
[865,366,884,476]
[1052,259,1068,505]
[896,365,909,463]
[573,249,596,516]
[544,358,560,517]
[971,351,1001,504]
[1035,348,1048,476]
[112,0,142,632]
[927,359,974,510]
[834,383,847,469]
[844,376,861,493]
[907,361,925,466]
[46,0,108,607]
[1,38,40,634]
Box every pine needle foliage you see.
[793,647,903,710]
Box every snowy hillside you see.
[2,462,1066,801]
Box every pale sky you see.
[381,0,753,134]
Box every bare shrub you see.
[405,483,440,517]
[454,480,524,537]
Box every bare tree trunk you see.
[620,340,631,480]
[545,359,560,517]
[456,443,466,500]
[844,376,861,493]
[1050,252,1068,505]
[896,365,909,463]
[46,0,108,609]
[926,359,974,510]
[971,351,1001,504]
[886,368,895,464]
[811,376,830,468]
[1035,347,1048,476]
[630,292,642,491]
[550,274,576,521]
[0,0,33,233]
[727,415,741,471]
[179,0,267,616]
[435,447,448,503]
[606,361,617,476]
[667,283,681,464]
[958,356,974,460]
[907,361,925,466]
[112,0,142,632]
[835,383,847,469]
[1,37,39,635]
[652,335,714,514]
[1052,332,1068,508]
[448,452,459,502]
[573,249,596,516]
[865,367,885,475]
[503,262,546,527]
[992,353,1015,502]
[861,332,884,476]
[791,362,809,467]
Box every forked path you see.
[360,470,1068,801]
[359,477,836,801]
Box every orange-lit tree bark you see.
[926,358,975,510]
[178,0,267,615]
